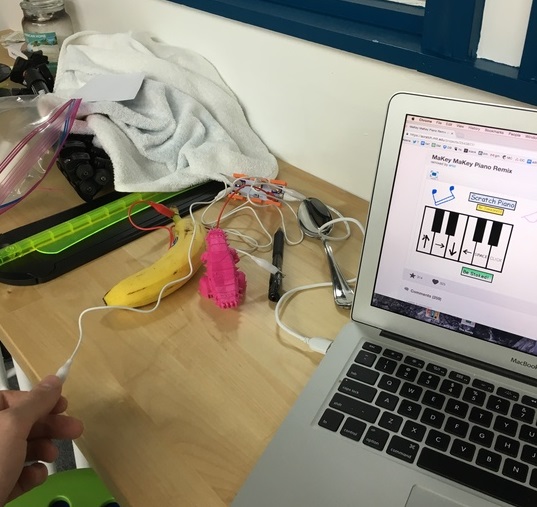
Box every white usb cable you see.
[273,215,365,354]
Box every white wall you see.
[1,0,532,201]
[478,0,532,66]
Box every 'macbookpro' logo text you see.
[511,357,537,369]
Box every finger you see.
[11,376,63,431]
[29,414,84,441]
[50,395,68,415]
[0,391,8,410]
[6,462,48,503]
[0,391,68,414]
[26,439,59,463]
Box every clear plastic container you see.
[20,0,74,71]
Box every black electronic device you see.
[10,50,54,94]
[0,63,11,83]
[56,134,115,201]
[0,179,225,285]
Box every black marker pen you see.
[268,228,285,302]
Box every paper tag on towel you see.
[72,72,145,102]
[7,43,27,60]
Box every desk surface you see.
[0,27,369,505]
[0,159,368,506]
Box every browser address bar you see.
[407,131,474,146]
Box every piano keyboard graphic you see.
[417,207,512,272]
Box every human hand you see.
[0,375,84,506]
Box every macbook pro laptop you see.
[232,92,537,507]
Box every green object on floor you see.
[6,468,120,507]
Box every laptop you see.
[232,92,537,507]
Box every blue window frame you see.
[168,0,537,106]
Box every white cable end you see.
[215,188,232,200]
[282,188,307,201]
[251,255,281,275]
[56,359,73,383]
[307,337,333,355]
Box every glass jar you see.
[20,0,74,72]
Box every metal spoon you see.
[297,197,354,308]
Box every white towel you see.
[52,31,278,192]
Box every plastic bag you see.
[0,95,81,214]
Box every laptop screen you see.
[372,114,537,358]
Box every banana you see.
[103,214,207,308]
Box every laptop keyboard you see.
[318,341,537,507]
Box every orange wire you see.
[128,200,175,248]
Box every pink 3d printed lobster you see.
[199,228,246,308]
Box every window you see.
[168,0,537,106]
[390,0,425,5]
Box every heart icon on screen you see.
[432,279,439,285]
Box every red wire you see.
[251,185,279,203]
[216,185,246,228]
[128,200,175,248]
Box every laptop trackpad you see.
[406,485,470,507]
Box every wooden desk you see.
[0,162,368,506]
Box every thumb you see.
[14,376,63,428]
